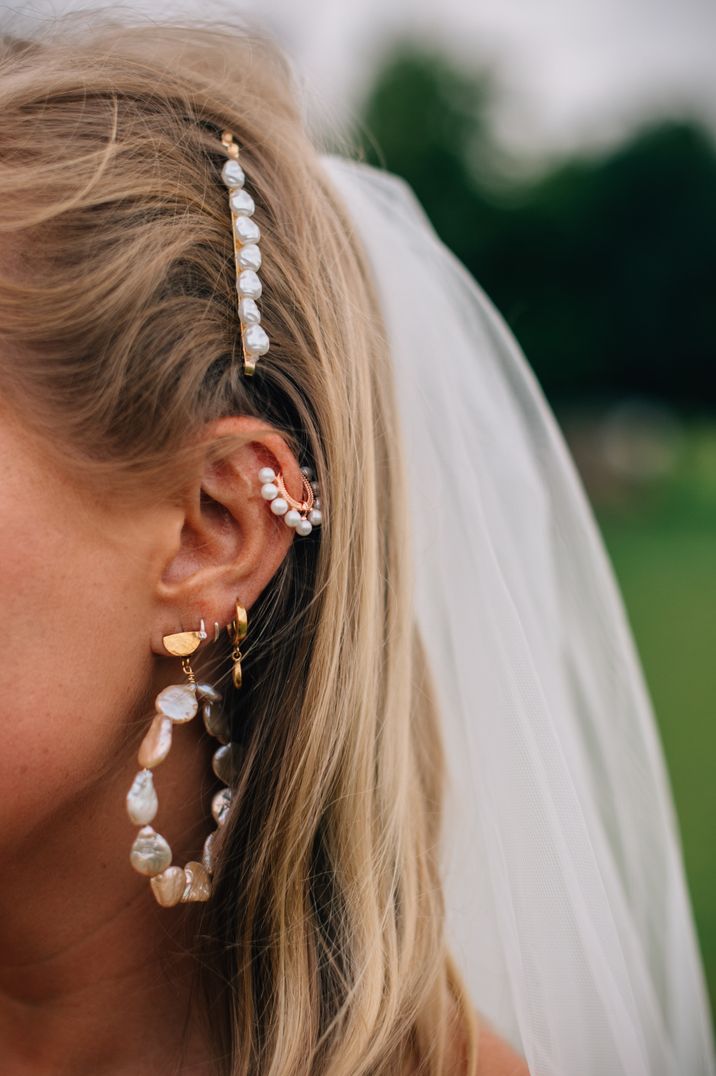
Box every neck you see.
[0,704,216,1074]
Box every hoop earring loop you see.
[125,615,238,907]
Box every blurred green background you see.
[351,42,716,1015]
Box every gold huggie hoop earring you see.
[227,599,248,690]
[125,613,239,907]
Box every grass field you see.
[591,421,716,1017]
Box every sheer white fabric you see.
[321,154,715,1076]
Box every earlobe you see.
[153,415,305,646]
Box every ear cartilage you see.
[258,466,322,537]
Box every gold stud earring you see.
[227,599,248,689]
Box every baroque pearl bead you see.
[150,865,186,908]
[308,509,323,527]
[181,861,211,902]
[284,509,301,528]
[202,830,216,874]
[211,787,233,826]
[221,159,245,188]
[270,497,288,516]
[239,297,261,325]
[229,188,255,215]
[195,682,221,703]
[244,324,270,356]
[212,743,241,784]
[202,700,231,745]
[258,466,276,483]
[234,215,260,244]
[155,683,198,723]
[237,243,262,271]
[138,714,173,768]
[237,270,261,299]
[261,482,278,500]
[295,519,313,537]
[130,825,172,877]
[126,769,158,825]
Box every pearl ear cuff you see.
[258,465,322,537]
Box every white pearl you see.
[229,188,255,215]
[295,519,313,537]
[221,159,245,188]
[126,769,158,825]
[239,297,261,325]
[313,497,322,510]
[308,509,322,527]
[137,714,173,769]
[237,243,262,271]
[270,497,288,516]
[261,482,278,500]
[212,744,239,784]
[244,324,270,356]
[195,682,221,703]
[237,270,261,299]
[155,683,198,723]
[202,700,230,744]
[300,466,314,479]
[258,466,276,483]
[235,216,260,244]
[181,860,211,902]
[212,787,233,826]
[284,509,301,528]
[149,865,186,907]
[130,825,172,877]
[202,830,215,874]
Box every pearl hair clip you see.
[259,465,322,537]
[220,129,269,376]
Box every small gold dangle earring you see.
[126,616,235,907]
[227,600,248,689]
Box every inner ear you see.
[153,417,303,650]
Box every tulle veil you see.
[320,154,715,1076]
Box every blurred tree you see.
[358,43,716,410]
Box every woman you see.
[0,18,711,1076]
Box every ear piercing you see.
[258,465,322,536]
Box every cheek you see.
[0,500,153,841]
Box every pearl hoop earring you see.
[258,465,322,537]
[126,606,246,906]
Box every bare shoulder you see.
[473,1015,530,1076]
[443,996,529,1076]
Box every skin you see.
[0,411,299,1074]
[0,408,528,1075]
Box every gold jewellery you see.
[259,464,322,537]
[228,600,248,689]
[126,600,248,906]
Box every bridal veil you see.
[320,154,715,1076]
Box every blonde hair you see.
[0,18,479,1075]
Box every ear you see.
[151,415,305,655]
